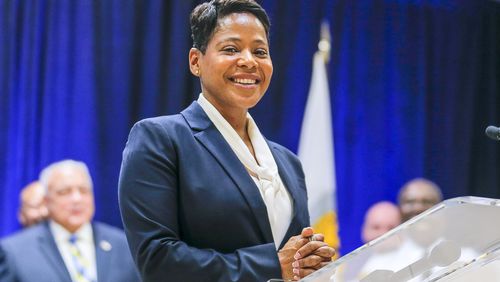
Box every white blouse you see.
[198,93,293,249]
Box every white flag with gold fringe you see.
[298,21,340,251]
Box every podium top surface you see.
[300,196,500,282]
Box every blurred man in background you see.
[338,202,401,281]
[361,201,402,243]
[0,160,139,282]
[398,178,443,222]
[17,181,48,227]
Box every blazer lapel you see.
[269,143,307,250]
[181,102,274,243]
[93,223,112,282]
[38,223,73,281]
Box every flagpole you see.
[318,20,331,63]
[298,20,340,256]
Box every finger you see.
[313,246,336,259]
[322,255,333,262]
[293,255,323,268]
[293,267,316,279]
[295,241,328,259]
[294,237,311,249]
[311,233,324,242]
[300,227,314,238]
[283,234,302,249]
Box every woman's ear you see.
[189,48,201,76]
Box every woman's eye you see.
[222,47,238,54]
[255,49,268,57]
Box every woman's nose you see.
[237,50,257,69]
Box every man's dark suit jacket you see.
[0,221,140,282]
[118,101,310,282]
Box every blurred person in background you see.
[337,202,401,281]
[0,160,139,282]
[17,181,48,227]
[398,178,443,222]
[361,201,402,243]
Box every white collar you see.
[49,220,93,244]
[197,93,278,179]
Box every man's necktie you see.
[68,235,94,282]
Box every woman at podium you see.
[118,0,335,281]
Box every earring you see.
[195,69,199,75]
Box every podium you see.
[299,196,500,282]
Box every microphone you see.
[485,126,500,141]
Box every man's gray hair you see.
[39,159,93,194]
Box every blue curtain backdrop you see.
[1,0,499,255]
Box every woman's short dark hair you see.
[190,0,270,54]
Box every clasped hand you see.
[278,227,335,281]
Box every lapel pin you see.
[99,240,112,252]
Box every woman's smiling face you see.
[192,12,273,115]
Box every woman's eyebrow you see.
[215,37,241,46]
[215,37,267,47]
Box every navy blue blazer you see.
[118,101,310,282]
[0,221,140,282]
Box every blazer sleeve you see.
[118,119,282,282]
